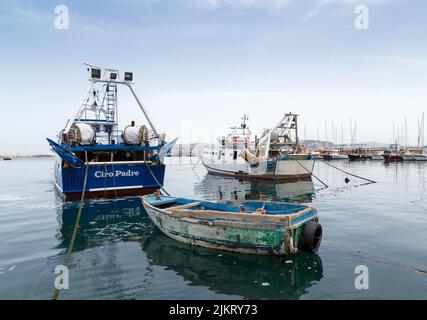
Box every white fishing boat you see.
[330,151,348,160]
[201,113,314,181]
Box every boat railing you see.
[94,129,124,145]
[85,160,158,166]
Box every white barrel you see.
[67,123,95,145]
[124,125,148,145]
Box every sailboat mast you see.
[294,114,299,145]
[404,116,408,148]
[341,123,344,145]
[422,112,425,150]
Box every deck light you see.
[124,72,133,82]
[91,67,101,79]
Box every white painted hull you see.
[370,155,384,161]
[414,155,427,161]
[201,146,313,181]
[331,155,348,160]
[402,155,415,161]
[202,158,314,181]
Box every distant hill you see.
[301,140,334,150]
[357,141,389,147]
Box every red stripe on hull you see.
[57,187,159,201]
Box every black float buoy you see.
[345,177,350,184]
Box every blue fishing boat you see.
[47,64,177,200]
[142,193,322,255]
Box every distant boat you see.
[414,154,427,161]
[200,113,314,181]
[324,150,348,160]
[369,155,383,161]
[348,146,370,161]
[311,151,324,160]
[142,193,322,255]
[382,154,403,162]
[413,113,426,161]
[3,156,12,160]
[348,154,370,161]
[381,144,403,162]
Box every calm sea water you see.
[0,157,426,299]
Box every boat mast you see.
[404,116,408,149]
[341,123,344,146]
[241,114,249,135]
[127,84,158,136]
[421,112,425,153]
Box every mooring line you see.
[146,162,171,196]
[192,158,200,170]
[353,250,427,276]
[51,151,89,300]
[320,160,377,184]
[295,159,329,189]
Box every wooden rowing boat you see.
[141,193,322,255]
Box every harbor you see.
[1,67,426,301]
[2,0,427,305]
[1,156,427,299]
[1,67,427,300]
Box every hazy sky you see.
[1,0,427,153]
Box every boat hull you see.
[54,157,165,200]
[383,154,403,162]
[402,155,415,161]
[323,154,348,160]
[348,154,370,161]
[369,155,384,161]
[142,197,319,256]
[202,158,314,182]
[331,155,348,160]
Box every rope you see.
[319,160,377,184]
[192,159,200,170]
[295,159,329,188]
[146,162,171,196]
[102,157,118,199]
[103,161,108,198]
[110,154,118,199]
[51,151,89,300]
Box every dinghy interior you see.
[142,193,322,255]
[145,195,313,216]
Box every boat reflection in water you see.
[57,196,154,251]
[194,174,316,203]
[142,229,323,300]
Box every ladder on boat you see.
[105,83,117,123]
